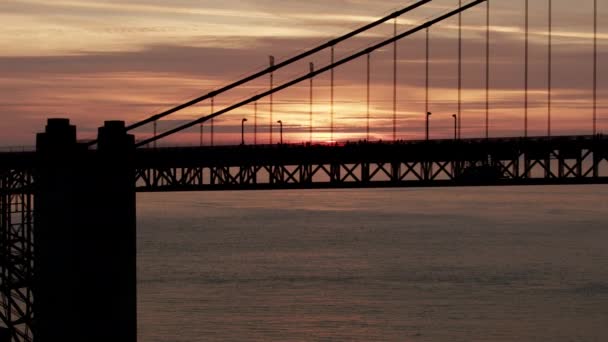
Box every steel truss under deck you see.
[0,168,34,342]
[134,136,608,192]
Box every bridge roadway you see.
[134,135,608,191]
[2,135,608,193]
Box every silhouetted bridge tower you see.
[1,0,606,341]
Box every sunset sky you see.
[0,0,605,146]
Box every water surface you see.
[137,186,608,341]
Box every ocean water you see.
[137,186,608,342]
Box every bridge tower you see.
[34,119,136,342]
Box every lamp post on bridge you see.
[426,112,432,141]
[277,120,283,145]
[241,118,248,145]
[452,114,458,141]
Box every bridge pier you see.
[35,119,136,342]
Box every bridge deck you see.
[133,135,608,192]
[2,135,608,192]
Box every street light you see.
[241,118,248,145]
[277,120,283,144]
[426,112,432,141]
[451,114,457,140]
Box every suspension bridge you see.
[1,0,606,341]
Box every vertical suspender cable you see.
[393,18,398,141]
[458,0,462,139]
[426,28,430,138]
[210,97,214,146]
[310,62,314,143]
[525,0,529,138]
[199,120,203,146]
[594,0,598,135]
[486,0,490,139]
[548,0,552,137]
[254,101,258,145]
[331,46,335,142]
[269,55,275,144]
[154,120,158,148]
[367,53,371,141]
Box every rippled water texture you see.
[137,186,608,341]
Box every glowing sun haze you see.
[0,0,605,146]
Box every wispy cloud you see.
[1,0,606,144]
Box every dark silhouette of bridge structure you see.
[1,0,606,341]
